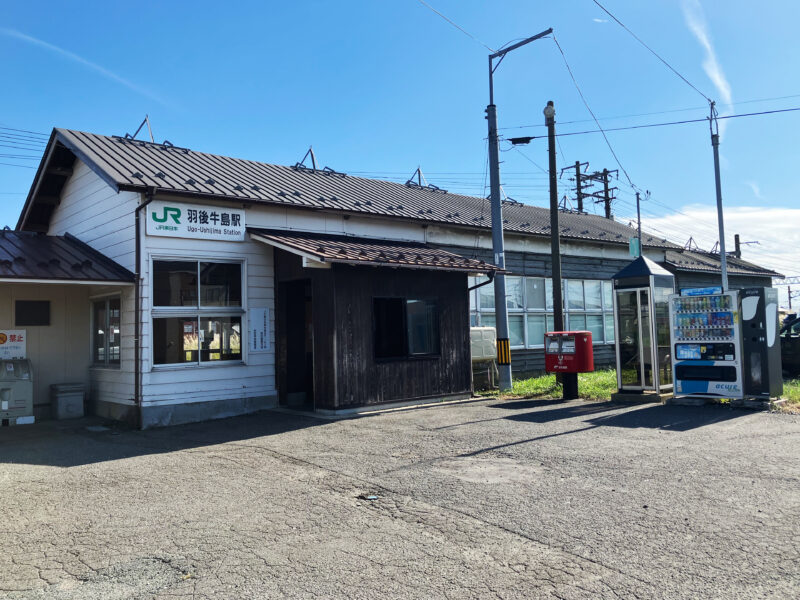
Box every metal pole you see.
[545,101,577,400]
[602,168,611,219]
[710,102,729,291]
[484,27,552,392]
[575,161,583,212]
[636,191,642,257]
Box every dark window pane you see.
[15,300,50,326]
[108,298,121,364]
[153,261,197,306]
[200,316,242,362]
[406,299,439,355]
[374,298,406,358]
[93,301,107,363]
[153,317,199,365]
[200,262,242,307]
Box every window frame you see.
[469,275,617,349]
[91,295,121,369]
[373,296,441,361]
[150,256,247,369]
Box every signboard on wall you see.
[0,330,26,359]
[146,200,246,241]
[249,308,270,352]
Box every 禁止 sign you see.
[249,308,270,352]
[146,200,246,241]
[0,330,26,359]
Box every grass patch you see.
[479,369,617,401]
[782,378,800,412]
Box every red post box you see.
[544,331,594,373]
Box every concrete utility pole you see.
[545,101,577,400]
[601,169,612,219]
[486,27,552,392]
[709,102,729,291]
[636,191,642,257]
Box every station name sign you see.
[146,200,246,242]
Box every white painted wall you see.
[141,196,275,407]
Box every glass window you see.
[546,314,554,333]
[509,315,524,347]
[545,279,554,311]
[527,314,545,347]
[604,313,615,342]
[153,261,197,306]
[526,278,546,310]
[93,297,121,366]
[585,281,602,311]
[406,299,440,355]
[200,316,242,362]
[200,262,241,307]
[570,313,586,331]
[373,298,440,359]
[482,313,496,328]
[468,277,477,311]
[153,317,199,365]
[567,280,585,310]
[506,276,524,310]
[478,277,495,309]
[152,259,245,366]
[603,281,614,310]
[587,314,604,342]
[470,313,479,327]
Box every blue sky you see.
[1,1,799,304]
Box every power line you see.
[499,92,800,130]
[551,35,637,190]
[590,0,711,102]
[0,126,48,137]
[0,161,36,169]
[414,0,496,53]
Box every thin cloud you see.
[745,181,763,200]
[681,1,732,117]
[592,18,608,23]
[0,27,168,106]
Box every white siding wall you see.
[46,162,138,408]
[141,201,275,406]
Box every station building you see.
[1,129,778,426]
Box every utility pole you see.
[635,191,642,257]
[709,101,729,291]
[574,168,617,218]
[601,169,612,219]
[560,161,590,212]
[486,27,552,392]
[545,101,577,401]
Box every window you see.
[152,260,243,366]
[374,297,439,359]
[15,300,50,326]
[93,297,120,366]
[469,277,616,348]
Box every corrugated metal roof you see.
[664,248,781,278]
[0,231,134,283]
[248,228,496,273]
[19,129,679,250]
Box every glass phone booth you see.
[611,256,675,394]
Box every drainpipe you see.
[134,188,156,429]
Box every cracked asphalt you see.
[1,398,798,599]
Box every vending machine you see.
[669,290,743,399]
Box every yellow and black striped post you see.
[496,338,511,366]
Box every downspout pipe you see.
[134,188,156,429]
[468,271,496,291]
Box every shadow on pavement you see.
[0,409,327,468]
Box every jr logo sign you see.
[146,200,245,242]
[152,206,181,224]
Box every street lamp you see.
[486,27,552,392]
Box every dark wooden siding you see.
[332,265,471,409]
[510,344,615,378]
[671,271,773,291]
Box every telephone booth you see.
[611,256,675,395]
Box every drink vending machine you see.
[669,290,743,399]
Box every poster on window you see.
[0,330,26,359]
[249,308,270,352]
[146,200,246,241]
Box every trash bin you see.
[51,383,85,420]
[0,359,34,425]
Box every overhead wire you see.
[590,0,711,102]
[414,0,496,53]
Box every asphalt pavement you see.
[1,398,798,599]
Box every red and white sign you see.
[0,330,26,359]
